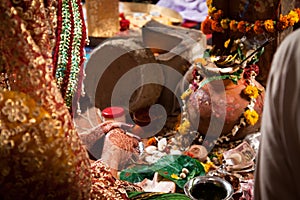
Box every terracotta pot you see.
[186,69,264,140]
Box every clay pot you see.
[186,68,264,140]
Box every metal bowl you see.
[184,176,234,200]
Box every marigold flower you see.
[212,9,223,21]
[264,20,275,33]
[277,14,289,31]
[220,19,230,29]
[201,16,213,35]
[288,10,299,26]
[237,21,247,33]
[246,23,252,32]
[244,109,259,126]
[229,20,238,32]
[244,85,259,99]
[211,20,224,32]
[253,21,264,34]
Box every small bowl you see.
[184,176,234,200]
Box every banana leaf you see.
[120,155,205,188]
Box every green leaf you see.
[128,191,146,199]
[153,155,205,188]
[120,155,205,189]
[119,164,155,183]
[233,68,243,76]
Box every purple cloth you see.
[156,0,208,22]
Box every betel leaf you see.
[119,164,154,183]
[120,155,205,189]
[153,155,205,188]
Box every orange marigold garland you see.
[201,0,300,34]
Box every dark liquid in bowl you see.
[190,182,227,200]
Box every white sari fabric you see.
[254,29,300,200]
